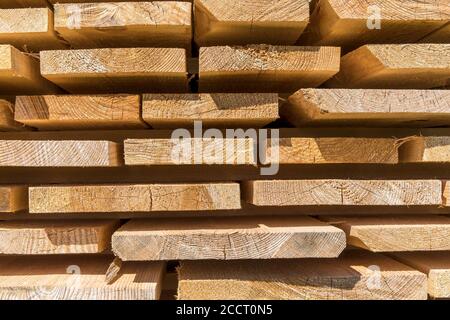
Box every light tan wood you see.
[0,220,119,254]
[244,179,442,206]
[283,89,450,127]
[0,1,49,8]
[440,181,450,207]
[263,137,399,164]
[178,250,427,300]
[0,99,27,131]
[29,183,241,214]
[112,216,346,261]
[0,255,164,300]
[326,44,450,89]
[0,45,60,95]
[0,140,121,167]
[142,93,279,128]
[15,95,146,130]
[40,48,188,93]
[301,0,450,51]
[199,45,340,92]
[54,2,191,49]
[401,136,450,163]
[421,22,450,43]
[0,186,27,213]
[125,138,256,165]
[392,251,450,299]
[0,8,66,51]
[323,215,450,252]
[105,257,122,284]
[194,0,309,46]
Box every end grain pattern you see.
[199,45,340,92]
[282,89,450,127]
[40,48,188,93]
[194,0,309,46]
[244,179,442,206]
[0,140,121,167]
[124,138,256,165]
[28,183,241,213]
[15,95,146,130]
[54,2,191,49]
[178,250,427,300]
[322,215,450,252]
[0,255,165,300]
[142,93,279,128]
[0,220,120,254]
[111,216,346,261]
[326,44,450,89]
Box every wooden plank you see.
[0,140,121,167]
[263,137,399,164]
[0,220,120,254]
[15,95,146,130]
[401,136,450,163]
[0,45,60,95]
[301,0,449,51]
[124,138,256,165]
[142,93,279,128]
[282,89,450,127]
[392,251,450,299]
[178,250,427,300]
[0,186,27,213]
[112,216,346,261]
[40,48,188,93]
[244,180,442,206]
[440,181,450,207]
[194,0,309,46]
[0,255,164,300]
[323,215,450,252]
[199,45,340,92]
[325,44,450,89]
[54,2,191,49]
[0,1,48,8]
[0,99,27,131]
[421,22,450,43]
[0,8,66,51]
[29,183,241,213]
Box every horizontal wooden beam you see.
[112,216,346,260]
[40,48,188,93]
[244,179,442,206]
[15,95,146,130]
[0,99,26,131]
[0,220,120,254]
[178,251,427,299]
[0,186,27,213]
[29,183,241,213]
[199,45,340,92]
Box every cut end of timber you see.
[0,140,121,167]
[15,95,146,130]
[0,186,27,213]
[244,179,442,207]
[124,138,256,166]
[142,93,279,128]
[323,215,450,252]
[0,220,120,255]
[199,45,341,92]
[326,44,450,89]
[194,0,309,46]
[40,48,188,93]
[177,250,427,300]
[0,255,165,300]
[28,183,242,214]
[111,216,346,261]
[0,99,27,131]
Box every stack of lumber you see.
[0,0,448,301]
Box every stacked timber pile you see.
[0,0,449,300]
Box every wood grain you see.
[0,186,27,213]
[112,216,346,260]
[29,183,241,213]
[0,99,27,131]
